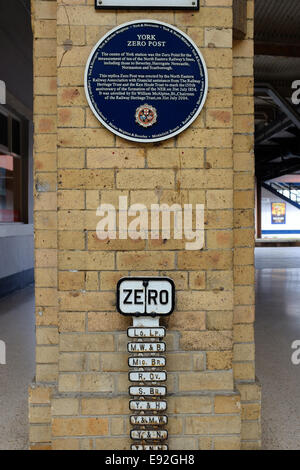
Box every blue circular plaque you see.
[85,20,208,143]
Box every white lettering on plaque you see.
[128,357,166,367]
[130,429,168,440]
[127,327,166,338]
[130,400,167,411]
[129,386,167,397]
[130,415,168,425]
[129,371,167,382]
[128,342,166,353]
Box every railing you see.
[263,182,300,210]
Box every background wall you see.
[262,186,300,238]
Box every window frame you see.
[0,104,28,224]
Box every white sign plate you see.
[95,1,198,10]
[129,386,167,397]
[130,400,167,411]
[128,357,166,368]
[128,342,166,353]
[132,444,168,450]
[131,429,168,440]
[130,415,168,425]
[129,371,167,382]
[128,327,166,339]
[117,277,175,316]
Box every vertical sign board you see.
[117,277,175,450]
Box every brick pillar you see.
[233,0,261,449]
[29,0,261,450]
[29,0,58,450]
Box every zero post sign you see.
[117,277,175,316]
[118,277,174,450]
[85,20,208,143]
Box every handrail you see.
[262,182,300,211]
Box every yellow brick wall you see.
[29,0,58,450]
[232,0,261,450]
[29,0,260,450]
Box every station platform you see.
[0,286,35,450]
[256,239,300,247]
[255,247,300,449]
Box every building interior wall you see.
[261,186,300,238]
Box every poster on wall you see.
[271,202,286,224]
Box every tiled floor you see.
[255,248,300,450]
[0,286,35,450]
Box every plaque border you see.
[84,19,208,143]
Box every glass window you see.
[0,113,8,148]
[12,118,21,155]
[0,108,26,223]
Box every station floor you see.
[0,248,300,450]
[255,247,300,450]
[0,286,35,450]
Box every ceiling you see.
[255,0,300,45]
[254,0,300,181]
[0,0,33,110]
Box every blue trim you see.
[0,268,34,299]
[262,183,300,211]
[262,230,300,234]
